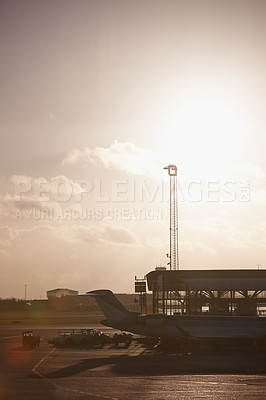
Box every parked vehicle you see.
[22,330,40,348]
[113,332,133,348]
[54,328,110,347]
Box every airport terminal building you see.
[137,166,266,317]
[145,268,266,316]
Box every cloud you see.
[71,224,138,246]
[11,174,86,201]
[71,225,102,244]
[0,175,91,219]
[0,220,138,264]
[183,217,231,237]
[0,225,16,243]
[183,215,266,251]
[0,225,18,256]
[12,223,139,247]
[62,142,266,187]
[182,240,216,255]
[0,221,144,298]
[0,193,62,219]
[62,141,167,178]
[102,225,138,244]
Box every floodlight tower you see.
[164,164,179,270]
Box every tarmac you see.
[1,325,266,400]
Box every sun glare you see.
[161,81,251,179]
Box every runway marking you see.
[0,335,20,340]
[32,347,119,400]
[32,347,56,376]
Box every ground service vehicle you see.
[54,328,110,347]
[22,330,40,348]
[113,332,133,348]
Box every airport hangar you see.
[138,268,266,317]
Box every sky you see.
[1,0,266,299]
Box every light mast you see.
[164,164,179,270]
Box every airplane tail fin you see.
[86,290,137,322]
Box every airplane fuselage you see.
[86,290,266,342]
[102,314,266,340]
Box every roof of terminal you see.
[146,269,266,291]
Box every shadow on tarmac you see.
[43,348,266,379]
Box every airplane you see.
[87,289,266,347]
